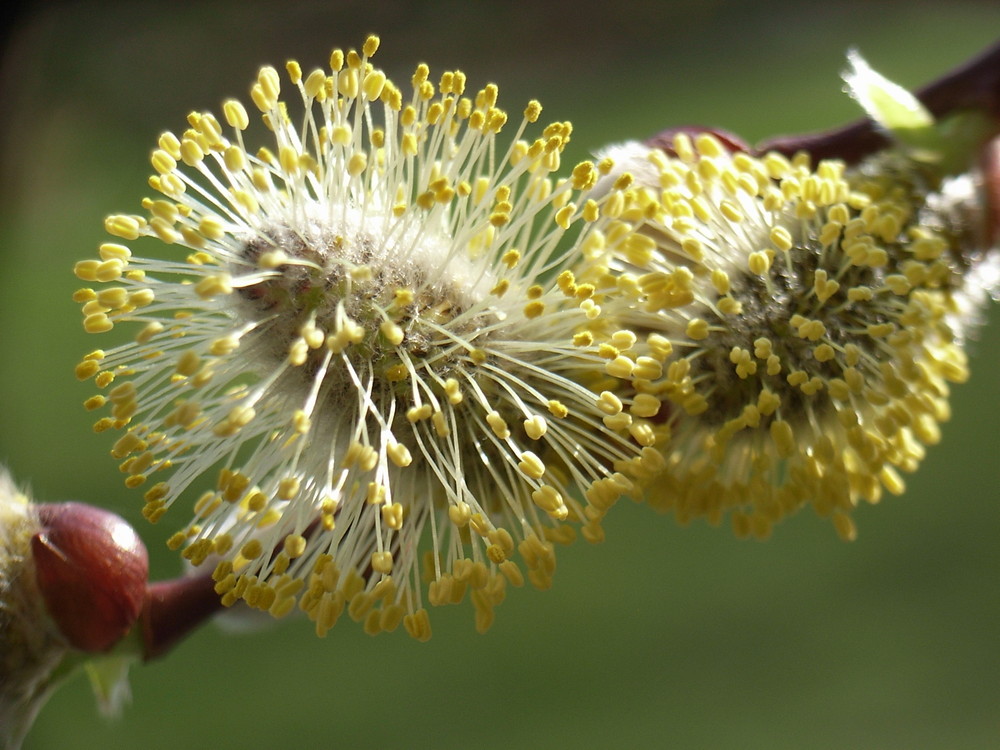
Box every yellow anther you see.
[381,503,403,530]
[380,320,404,346]
[547,400,568,419]
[386,441,412,468]
[371,551,393,575]
[813,344,835,362]
[605,355,634,379]
[694,133,724,158]
[403,608,431,642]
[277,477,300,500]
[611,330,638,351]
[523,300,545,318]
[194,274,233,299]
[501,249,520,268]
[769,225,794,252]
[95,259,125,282]
[517,451,546,480]
[630,393,661,418]
[84,313,114,334]
[597,391,624,416]
[748,251,771,275]
[598,344,620,360]
[523,415,547,440]
[531,485,565,517]
[486,411,510,440]
[347,152,368,177]
[710,268,731,295]
[686,319,710,340]
[770,420,795,458]
[283,534,307,558]
[442,378,463,405]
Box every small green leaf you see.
[843,50,944,160]
[84,656,133,718]
[842,50,995,179]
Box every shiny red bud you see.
[31,502,148,652]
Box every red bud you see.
[31,502,148,652]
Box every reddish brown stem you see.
[140,574,223,661]
[981,135,1000,245]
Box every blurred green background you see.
[2,1,999,748]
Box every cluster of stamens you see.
[604,132,970,540]
[73,36,665,639]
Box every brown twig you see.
[140,574,224,661]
